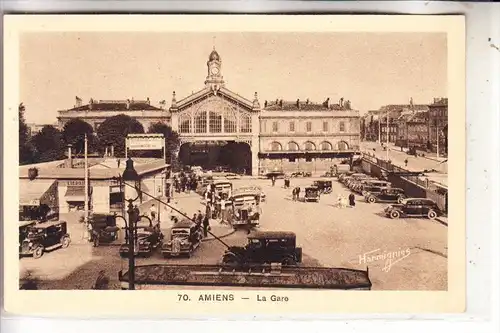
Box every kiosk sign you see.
[126,134,166,159]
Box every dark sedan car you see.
[384,198,442,220]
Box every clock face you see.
[211,67,219,75]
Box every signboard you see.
[127,135,165,151]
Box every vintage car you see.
[345,173,371,188]
[89,213,120,247]
[214,181,233,199]
[221,231,302,266]
[290,171,312,178]
[304,186,320,202]
[356,180,391,195]
[161,219,203,258]
[19,221,71,259]
[313,180,333,194]
[229,190,261,228]
[365,187,406,204]
[235,186,266,202]
[119,224,164,258]
[19,221,36,249]
[337,171,355,183]
[384,198,442,219]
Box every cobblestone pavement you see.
[20,177,447,291]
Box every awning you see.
[19,179,57,206]
[65,186,86,202]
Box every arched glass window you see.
[224,109,237,133]
[179,114,191,133]
[240,114,252,133]
[270,141,282,151]
[209,111,222,133]
[194,111,207,133]
[287,141,299,151]
[320,141,332,151]
[337,141,349,151]
[304,141,316,151]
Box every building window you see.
[337,141,349,150]
[209,111,222,133]
[224,110,237,133]
[306,122,312,132]
[304,141,316,151]
[320,141,332,151]
[194,111,207,133]
[179,114,191,133]
[272,121,279,133]
[287,141,299,151]
[261,120,266,133]
[339,122,345,132]
[270,141,282,151]
[289,121,295,132]
[288,156,296,162]
[305,155,313,162]
[323,121,328,132]
[240,114,252,133]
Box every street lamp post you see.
[386,111,389,161]
[121,157,141,290]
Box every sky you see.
[20,32,447,124]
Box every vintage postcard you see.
[3,15,465,316]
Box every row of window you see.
[178,111,252,134]
[264,120,346,133]
[268,141,350,152]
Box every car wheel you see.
[368,196,376,204]
[390,210,400,219]
[61,236,71,249]
[222,255,239,267]
[33,246,44,259]
[397,196,404,204]
[282,256,297,266]
[427,210,437,219]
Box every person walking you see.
[203,214,210,238]
[349,193,356,208]
[220,198,226,223]
[337,194,343,208]
[404,158,408,167]
[271,176,276,187]
[150,204,157,221]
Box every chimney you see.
[296,99,300,109]
[89,98,94,110]
[326,97,331,108]
[306,98,310,105]
[126,99,131,109]
[275,98,279,105]
[279,99,283,108]
[75,96,82,107]
[339,97,344,108]
[171,91,177,108]
[146,97,150,105]
[264,100,268,108]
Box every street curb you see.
[202,229,237,242]
[435,217,448,226]
[388,147,445,163]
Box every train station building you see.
[57,48,361,176]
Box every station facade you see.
[57,49,361,176]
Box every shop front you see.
[19,179,59,222]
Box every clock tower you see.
[205,47,225,93]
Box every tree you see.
[147,122,180,161]
[19,103,34,165]
[62,118,97,154]
[96,114,144,157]
[442,124,448,154]
[31,125,65,163]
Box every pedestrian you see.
[341,195,348,208]
[117,158,121,168]
[337,194,343,208]
[93,270,110,290]
[404,158,408,167]
[203,214,210,237]
[349,193,356,208]
[271,176,276,186]
[150,204,157,221]
[220,198,226,223]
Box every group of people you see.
[203,183,230,224]
[337,193,356,208]
[173,172,199,193]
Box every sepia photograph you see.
[3,15,466,315]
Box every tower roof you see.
[209,49,220,61]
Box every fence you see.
[361,152,448,213]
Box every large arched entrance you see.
[178,141,252,175]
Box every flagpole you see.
[84,134,89,236]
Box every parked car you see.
[304,186,320,202]
[119,224,164,257]
[384,198,442,219]
[89,213,120,247]
[19,221,71,259]
[161,219,203,258]
[221,231,302,266]
[357,180,391,195]
[365,188,406,204]
[313,180,333,194]
[291,171,312,178]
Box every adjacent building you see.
[56,48,361,176]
